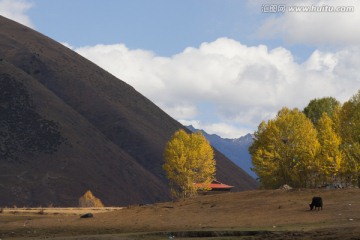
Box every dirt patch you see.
[1,189,360,239]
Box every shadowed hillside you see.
[0,74,64,160]
[0,16,257,207]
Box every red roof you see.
[194,180,234,189]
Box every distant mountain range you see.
[0,16,257,207]
[187,126,257,179]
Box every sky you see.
[1,0,360,138]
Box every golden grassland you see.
[0,207,122,215]
[1,188,360,239]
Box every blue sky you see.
[1,0,360,138]
[28,1,265,55]
[26,1,316,60]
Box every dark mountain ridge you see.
[0,16,257,206]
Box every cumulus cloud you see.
[74,38,360,138]
[255,0,360,46]
[178,119,251,139]
[0,0,33,28]
[60,42,74,49]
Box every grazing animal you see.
[80,213,93,218]
[309,197,323,211]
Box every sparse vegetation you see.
[0,74,64,160]
[79,190,104,208]
[37,208,45,215]
[0,189,360,239]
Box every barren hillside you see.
[0,16,257,207]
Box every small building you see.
[194,180,234,194]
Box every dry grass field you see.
[0,207,122,215]
[1,188,360,239]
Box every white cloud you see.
[74,38,360,138]
[199,123,251,139]
[178,120,201,129]
[178,120,250,139]
[76,44,167,96]
[60,42,74,49]
[255,0,360,46]
[0,0,33,28]
[164,104,198,119]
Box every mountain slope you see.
[187,126,256,178]
[0,16,257,206]
[0,59,168,207]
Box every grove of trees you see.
[250,93,360,189]
[163,129,216,198]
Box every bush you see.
[78,190,104,208]
[37,208,45,215]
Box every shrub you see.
[78,190,104,208]
[38,208,45,215]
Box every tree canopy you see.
[78,190,104,208]
[251,92,360,188]
[316,112,343,183]
[163,129,216,198]
[303,97,341,125]
[250,108,319,188]
[339,90,360,186]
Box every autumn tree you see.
[163,129,216,199]
[249,108,319,188]
[339,90,360,187]
[316,112,343,184]
[79,190,104,208]
[303,97,341,126]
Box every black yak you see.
[309,197,323,211]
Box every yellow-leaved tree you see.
[249,108,320,188]
[339,91,360,187]
[78,190,104,208]
[316,112,343,184]
[163,129,216,199]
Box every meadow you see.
[1,188,359,239]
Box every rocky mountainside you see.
[0,16,257,207]
[187,126,256,178]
